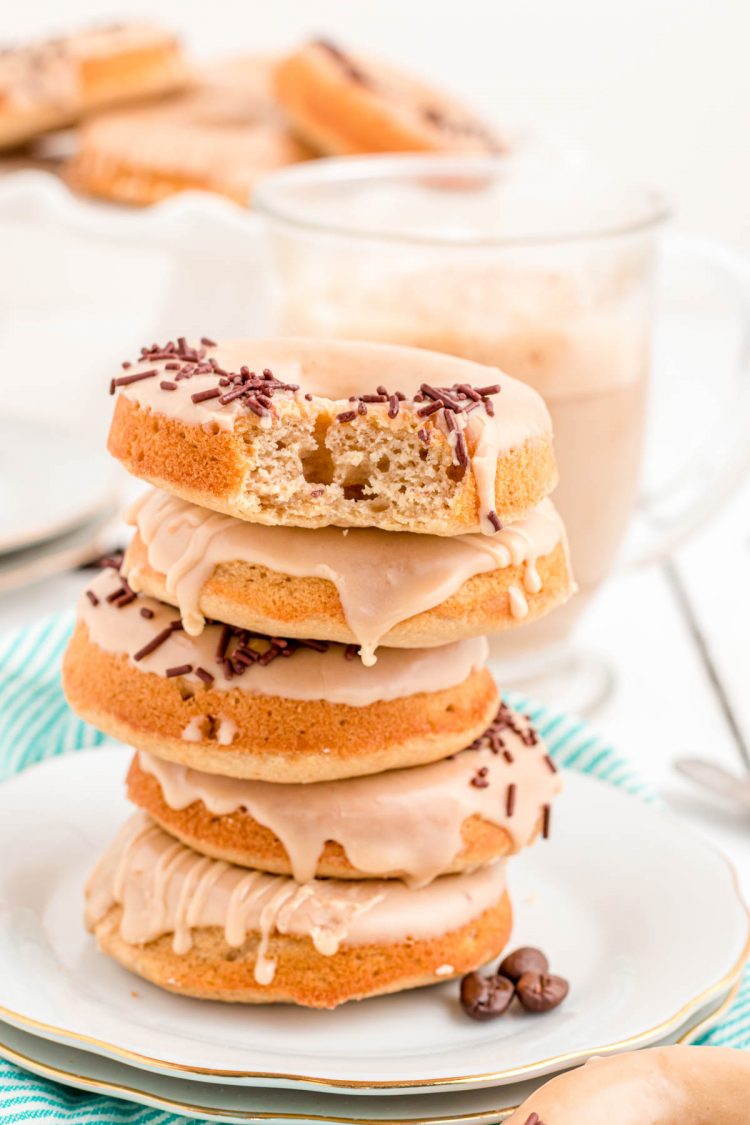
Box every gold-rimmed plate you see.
[0,748,746,1094]
[0,982,741,1125]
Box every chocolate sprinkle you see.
[160,380,177,391]
[487,510,503,532]
[166,664,193,678]
[195,666,215,685]
[542,804,552,839]
[454,430,469,470]
[344,644,359,661]
[112,369,157,389]
[216,624,233,662]
[297,638,330,652]
[313,38,369,84]
[140,608,154,619]
[470,767,490,789]
[543,754,558,774]
[416,401,442,418]
[85,590,99,607]
[133,623,182,662]
[336,410,357,423]
[506,783,517,817]
[191,387,222,404]
[79,551,124,571]
[467,702,540,755]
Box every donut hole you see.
[184,715,224,742]
[300,416,335,486]
[232,400,483,530]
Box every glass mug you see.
[254,154,750,663]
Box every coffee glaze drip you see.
[86,812,509,985]
[112,337,552,536]
[79,568,489,705]
[125,488,567,662]
[139,698,560,887]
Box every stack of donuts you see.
[63,336,575,1009]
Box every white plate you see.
[0,983,741,1125]
[0,419,117,554]
[0,983,740,1125]
[0,505,120,593]
[0,748,746,1095]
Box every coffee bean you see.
[498,946,549,983]
[516,971,569,1013]
[460,971,515,1021]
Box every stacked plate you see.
[0,419,119,594]
[0,745,745,1123]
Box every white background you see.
[4,0,750,248]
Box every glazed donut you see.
[505,1045,750,1124]
[274,39,505,156]
[126,700,560,884]
[62,568,498,782]
[123,489,574,661]
[106,337,557,536]
[0,23,188,150]
[67,57,310,207]
[86,813,512,1008]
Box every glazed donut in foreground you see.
[126,701,561,884]
[106,337,557,536]
[67,57,310,207]
[62,569,498,782]
[0,23,188,150]
[86,814,512,1008]
[505,1045,750,1124]
[124,489,574,661]
[274,39,505,156]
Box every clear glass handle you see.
[624,232,750,568]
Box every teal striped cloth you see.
[0,610,746,1122]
